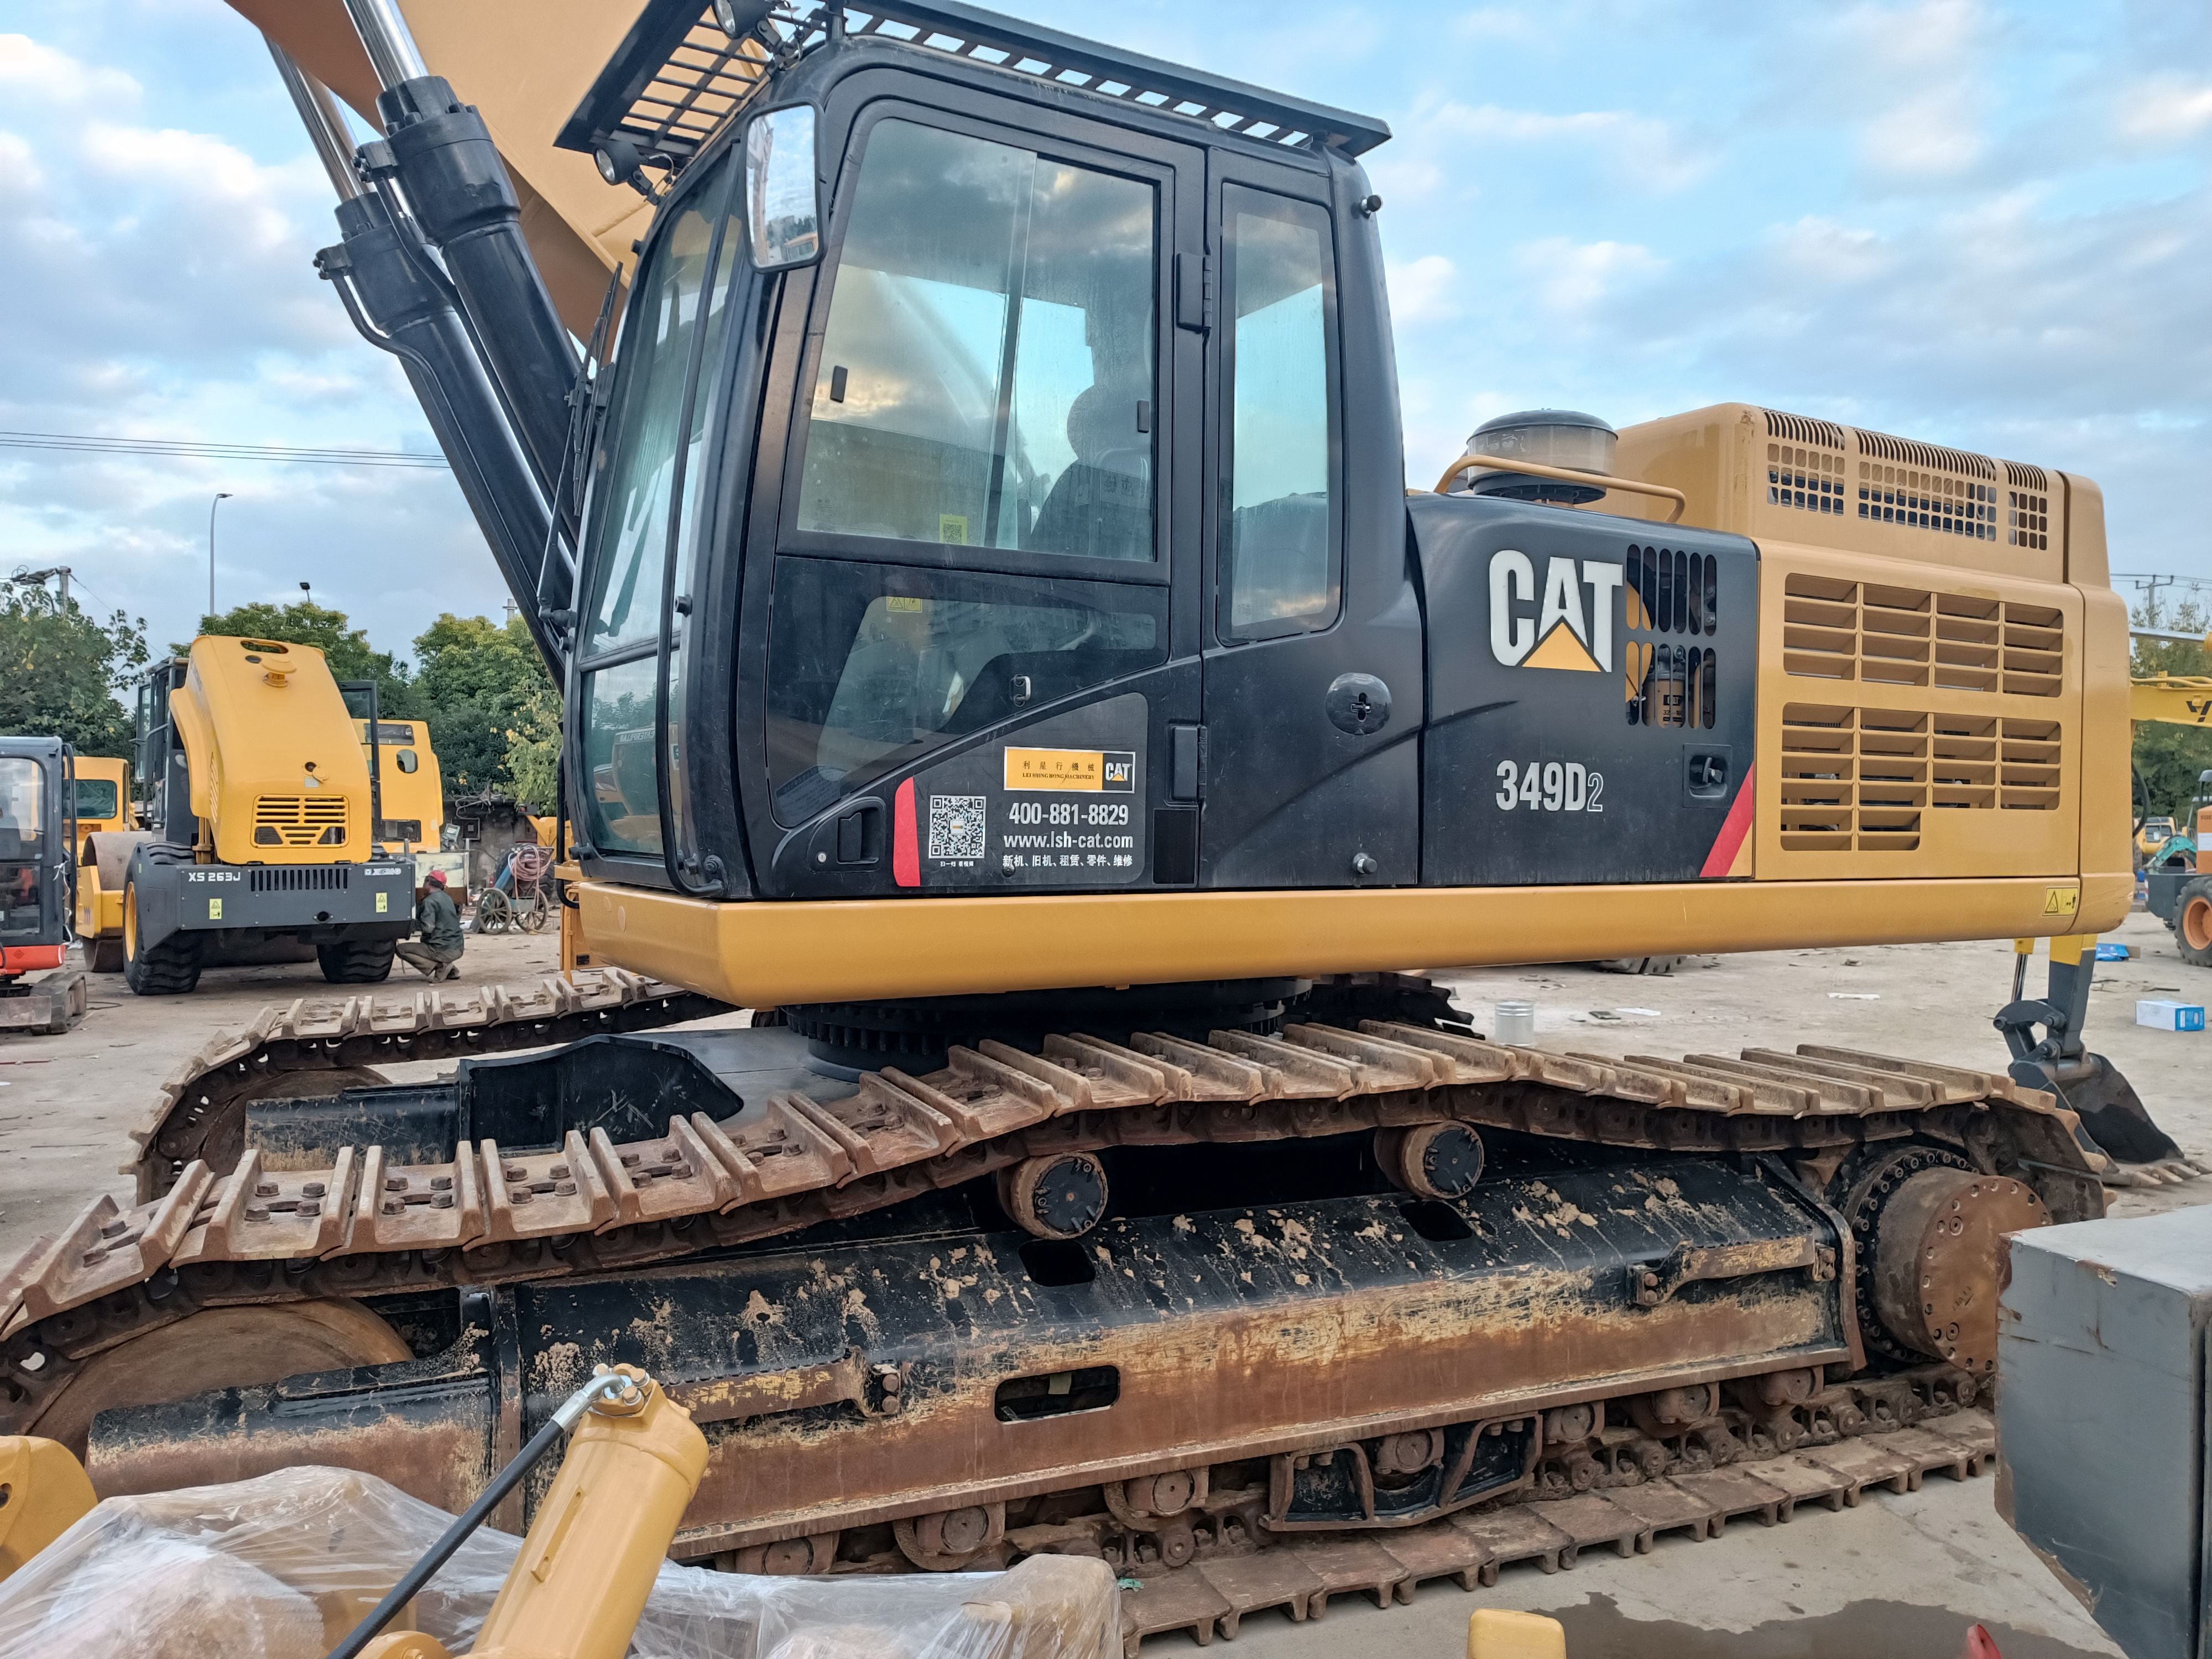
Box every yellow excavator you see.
[0,1,2193,1645]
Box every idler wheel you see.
[1376,1121,1485,1199]
[997,1152,1109,1240]
[1870,1167,2048,1371]
[32,1299,412,1459]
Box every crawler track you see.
[0,975,2087,1649]
[3,985,2104,1366]
[1103,1402,1996,1652]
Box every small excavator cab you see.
[0,737,86,1031]
[0,744,68,945]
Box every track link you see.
[1104,1402,1995,1652]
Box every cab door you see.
[1199,152,1422,889]
[733,75,1209,899]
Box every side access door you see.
[1413,495,1760,885]
[1198,149,1423,888]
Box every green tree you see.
[411,613,552,798]
[186,600,414,718]
[503,686,562,813]
[0,589,149,755]
[2131,593,2212,826]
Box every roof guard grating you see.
[558,0,1391,178]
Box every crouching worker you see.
[396,867,466,982]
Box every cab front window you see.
[795,119,1159,564]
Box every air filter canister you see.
[1461,409,1617,505]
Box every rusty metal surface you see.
[75,1160,1855,1546]
[0,975,2091,1653]
[1866,1168,2047,1371]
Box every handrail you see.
[1432,453,1688,523]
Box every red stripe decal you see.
[1699,763,1756,879]
[893,779,920,888]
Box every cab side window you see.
[1219,186,1339,640]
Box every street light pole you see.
[208,492,233,619]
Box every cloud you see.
[1383,99,1710,197]
[0,19,512,659]
[1859,86,1985,175]
[0,33,140,106]
[1386,254,1459,324]
[1511,237,1666,321]
[2118,77,2212,143]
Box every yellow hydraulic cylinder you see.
[474,1367,706,1659]
[361,1365,707,1659]
[0,1436,98,1582]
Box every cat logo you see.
[1489,550,1623,674]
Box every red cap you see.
[425,868,447,885]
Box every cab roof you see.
[559,0,1391,181]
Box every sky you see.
[0,0,2206,664]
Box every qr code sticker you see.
[927,795,987,860]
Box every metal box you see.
[2000,1206,2212,1658]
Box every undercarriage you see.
[0,969,2099,1650]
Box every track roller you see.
[1375,1121,1485,1199]
[894,1501,1006,1570]
[997,1151,1109,1239]
[719,1531,839,1575]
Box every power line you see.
[0,430,451,470]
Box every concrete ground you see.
[4,909,2205,1656]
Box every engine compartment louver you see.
[1781,575,2062,697]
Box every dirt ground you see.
[4,909,2203,1657]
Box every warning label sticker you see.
[1004,747,1136,793]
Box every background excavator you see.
[0,0,2195,1641]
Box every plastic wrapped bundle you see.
[0,1466,1117,1659]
